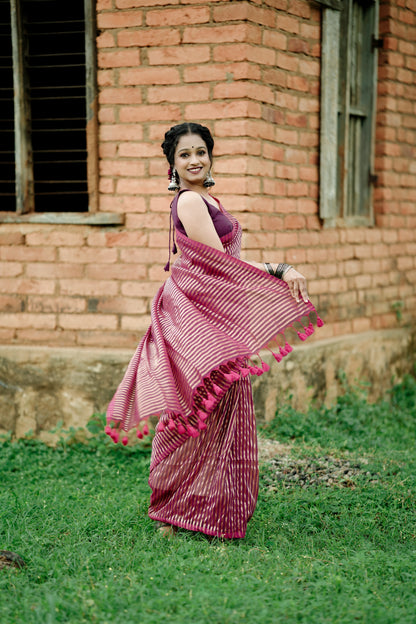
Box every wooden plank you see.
[10,0,34,214]
[0,212,125,225]
[84,0,99,213]
[319,8,341,219]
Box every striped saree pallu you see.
[106,212,322,443]
[105,210,322,536]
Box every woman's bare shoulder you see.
[177,191,208,214]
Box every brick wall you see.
[0,0,415,350]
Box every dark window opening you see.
[0,1,15,211]
[1,0,95,213]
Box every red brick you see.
[284,214,306,229]
[60,280,118,298]
[27,296,86,314]
[100,159,145,177]
[118,28,180,48]
[0,313,56,329]
[263,30,287,50]
[16,329,77,345]
[0,295,25,312]
[58,314,118,331]
[100,124,143,141]
[287,75,309,93]
[148,45,210,65]
[276,128,298,145]
[121,315,152,332]
[97,31,116,48]
[98,50,141,68]
[0,232,24,245]
[96,297,147,315]
[116,0,179,6]
[288,0,311,18]
[276,14,299,34]
[97,69,115,87]
[97,10,143,29]
[185,101,261,121]
[212,2,250,22]
[99,87,143,104]
[86,263,146,282]
[276,51,299,72]
[119,67,180,85]
[264,0,287,8]
[59,248,117,264]
[87,231,147,247]
[25,231,84,247]
[146,7,209,27]
[118,142,161,157]
[300,22,320,39]
[148,84,210,104]
[288,37,309,54]
[26,263,83,279]
[1,246,56,262]
[120,281,161,297]
[116,178,164,195]
[0,262,23,277]
[99,107,116,123]
[183,24,261,45]
[184,62,261,83]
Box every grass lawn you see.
[1,375,415,624]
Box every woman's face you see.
[173,133,211,189]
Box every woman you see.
[106,122,322,539]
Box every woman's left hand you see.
[283,267,309,303]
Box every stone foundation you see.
[0,328,414,442]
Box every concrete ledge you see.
[0,328,414,441]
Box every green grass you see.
[1,374,416,624]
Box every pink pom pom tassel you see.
[187,425,199,438]
[316,316,324,327]
[198,420,207,430]
[261,361,270,372]
[137,430,144,439]
[105,425,112,436]
[168,418,176,431]
[122,436,128,446]
[177,422,186,434]
[142,424,149,436]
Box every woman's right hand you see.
[282,267,309,304]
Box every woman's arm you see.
[178,193,308,303]
[244,260,309,304]
[177,192,225,252]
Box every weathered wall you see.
[0,0,415,351]
[0,328,413,441]
[0,0,416,432]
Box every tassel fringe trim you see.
[105,313,324,444]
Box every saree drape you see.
[105,202,322,536]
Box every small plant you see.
[391,300,404,322]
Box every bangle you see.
[275,263,292,279]
[265,262,292,279]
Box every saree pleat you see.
[148,376,258,539]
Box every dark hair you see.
[161,122,214,166]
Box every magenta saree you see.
[106,201,323,537]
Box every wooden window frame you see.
[320,0,379,228]
[1,0,122,225]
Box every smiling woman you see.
[105,122,323,539]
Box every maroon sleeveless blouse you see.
[170,190,233,238]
